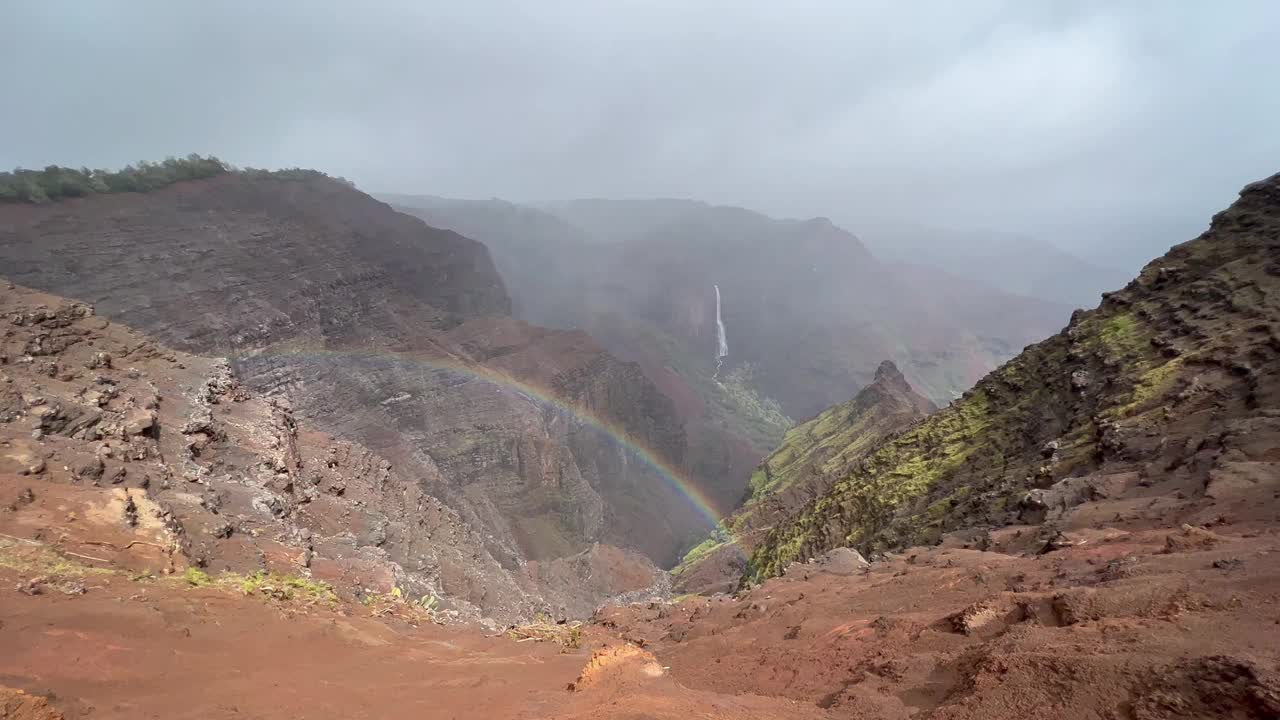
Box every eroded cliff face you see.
[235,315,695,567]
[0,281,677,621]
[0,172,511,350]
[748,173,1280,581]
[0,172,704,614]
[0,283,523,617]
[389,195,1069,536]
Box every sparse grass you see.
[508,619,583,648]
[673,524,731,575]
[359,587,445,625]
[180,566,335,604]
[1085,311,1150,359]
[745,370,935,507]
[747,306,1161,580]
[748,387,996,579]
[226,570,337,603]
[183,567,213,586]
[0,536,335,607]
[1112,357,1186,418]
[713,364,794,446]
[0,536,114,578]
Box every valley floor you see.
[3,474,1279,719]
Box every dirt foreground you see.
[0,477,826,720]
[3,474,1280,719]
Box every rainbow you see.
[238,344,729,532]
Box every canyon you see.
[0,166,1277,719]
[0,170,701,619]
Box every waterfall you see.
[714,284,728,377]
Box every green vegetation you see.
[0,535,113,577]
[0,156,357,204]
[1,535,332,605]
[231,570,337,602]
[713,364,793,445]
[1073,311,1151,365]
[740,282,1223,584]
[239,167,357,187]
[183,566,335,603]
[672,523,731,575]
[745,380,1005,580]
[1111,356,1185,418]
[746,467,770,498]
[508,616,584,648]
[678,363,940,581]
[0,155,227,203]
[750,395,887,502]
[183,566,213,586]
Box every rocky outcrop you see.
[0,283,679,621]
[0,172,510,351]
[226,313,698,568]
[748,172,1280,580]
[673,360,935,593]
[458,318,690,562]
[0,170,700,613]
[0,284,528,619]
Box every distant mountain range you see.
[861,225,1135,308]
[385,194,1075,570]
[385,193,1074,411]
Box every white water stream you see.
[714,284,728,377]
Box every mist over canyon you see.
[2,3,1278,719]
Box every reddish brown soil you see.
[2,176,1279,718]
[602,524,1280,719]
[0,281,675,622]
[0,477,820,720]
[5,470,1280,719]
[0,570,581,719]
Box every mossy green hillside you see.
[746,177,1280,583]
[674,362,934,582]
[671,524,731,576]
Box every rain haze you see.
[3,0,1278,270]
[4,5,1280,711]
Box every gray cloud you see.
[3,1,1277,269]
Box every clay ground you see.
[4,477,1280,719]
[0,477,822,720]
[0,567,824,720]
[604,527,1280,719]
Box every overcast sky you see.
[3,1,1277,269]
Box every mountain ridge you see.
[387,193,1070,413]
[2,170,1278,720]
[673,360,936,594]
[862,224,1135,308]
[0,169,715,616]
[746,171,1280,581]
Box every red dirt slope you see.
[0,477,821,719]
[602,523,1280,719]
